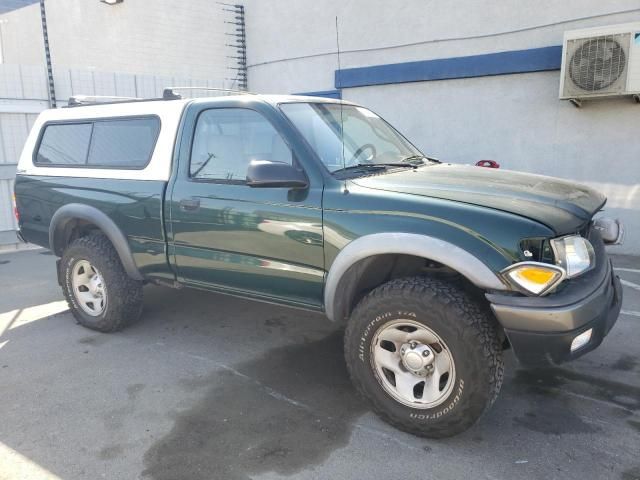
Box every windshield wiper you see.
[332,163,415,174]
[332,163,386,173]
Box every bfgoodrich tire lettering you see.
[61,232,143,332]
[344,276,504,438]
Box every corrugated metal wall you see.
[0,64,46,245]
[0,63,224,246]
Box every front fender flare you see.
[324,233,507,321]
[49,203,143,281]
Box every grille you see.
[566,34,628,94]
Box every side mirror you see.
[246,160,308,188]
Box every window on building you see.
[190,108,293,182]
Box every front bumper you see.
[487,230,623,366]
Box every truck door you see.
[167,102,325,308]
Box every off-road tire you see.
[344,276,504,438]
[60,232,143,332]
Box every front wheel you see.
[344,276,504,438]
[61,232,143,332]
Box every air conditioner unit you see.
[559,22,640,104]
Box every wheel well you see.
[331,253,491,324]
[52,219,101,256]
[49,204,144,281]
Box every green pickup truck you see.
[14,90,623,438]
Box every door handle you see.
[179,197,200,211]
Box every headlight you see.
[501,262,566,295]
[551,235,595,278]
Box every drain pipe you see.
[39,0,56,108]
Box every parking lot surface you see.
[0,249,639,480]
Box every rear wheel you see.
[344,276,503,438]
[61,232,143,332]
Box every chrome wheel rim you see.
[370,319,456,409]
[71,260,107,316]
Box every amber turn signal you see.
[502,262,566,295]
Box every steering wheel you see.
[348,143,376,164]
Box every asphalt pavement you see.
[0,249,639,480]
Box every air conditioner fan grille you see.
[568,35,626,92]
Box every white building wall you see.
[244,0,640,254]
[243,0,640,92]
[0,0,232,82]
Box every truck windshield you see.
[280,102,425,173]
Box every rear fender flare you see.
[49,203,143,281]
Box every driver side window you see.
[190,108,293,182]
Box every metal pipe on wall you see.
[39,0,56,108]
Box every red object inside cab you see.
[476,160,500,168]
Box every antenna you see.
[335,16,347,176]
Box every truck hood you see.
[351,164,606,234]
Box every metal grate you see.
[567,34,628,93]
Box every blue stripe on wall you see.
[293,89,342,99]
[335,46,563,89]
[0,0,37,15]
